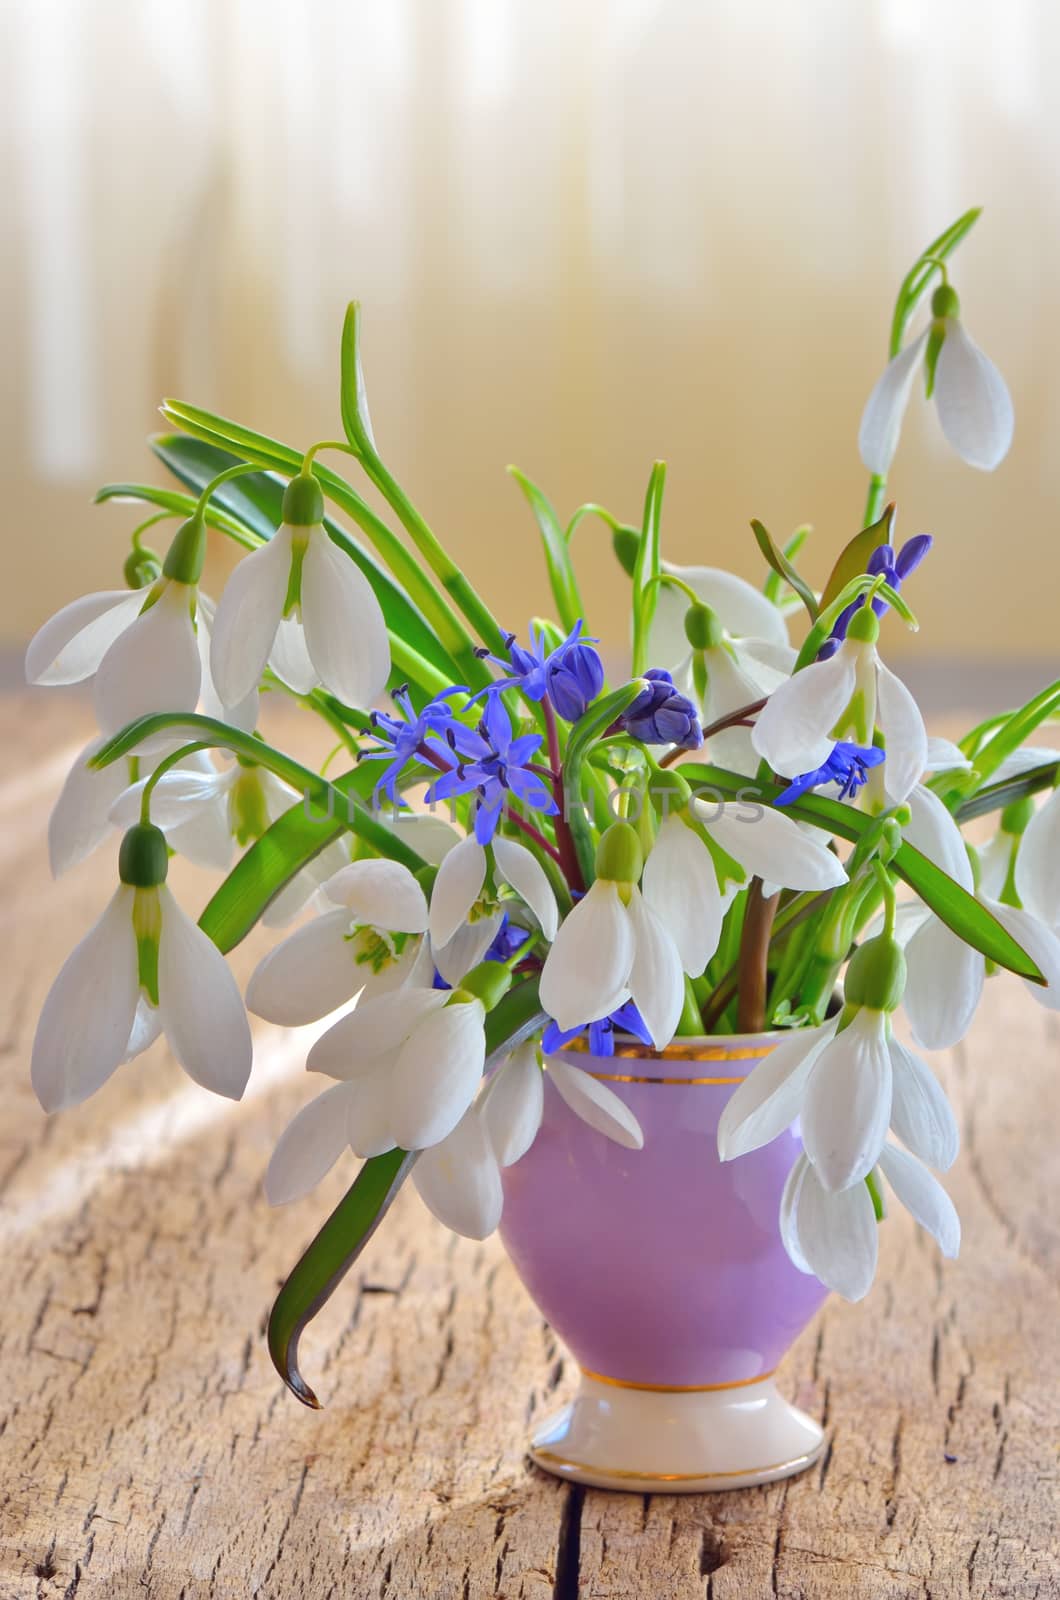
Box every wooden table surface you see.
[1,693,1058,1600]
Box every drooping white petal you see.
[717,1022,835,1161]
[413,1107,504,1240]
[94,582,203,736]
[699,643,780,729]
[269,614,319,695]
[539,879,635,1031]
[1015,789,1060,928]
[156,888,253,1099]
[308,987,448,1081]
[988,745,1060,786]
[323,858,429,933]
[195,593,260,732]
[264,1083,353,1204]
[26,589,144,686]
[49,738,128,877]
[492,836,559,941]
[982,897,1060,1010]
[750,645,858,776]
[934,319,1014,472]
[344,1069,400,1159]
[903,784,974,889]
[429,835,487,949]
[380,810,461,866]
[545,1056,644,1150]
[210,526,293,707]
[642,816,724,976]
[875,660,928,803]
[702,799,848,892]
[858,327,929,475]
[652,563,791,663]
[481,1043,544,1167]
[432,912,502,988]
[388,998,486,1150]
[166,795,237,872]
[888,1036,959,1170]
[31,887,140,1111]
[801,1009,892,1190]
[795,1159,879,1300]
[923,736,972,774]
[903,912,984,1051]
[246,908,365,1025]
[109,767,228,831]
[778,1156,813,1275]
[878,1143,960,1257]
[626,888,684,1049]
[301,527,391,709]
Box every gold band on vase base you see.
[581,1365,777,1394]
[531,1446,820,1484]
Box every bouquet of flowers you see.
[28,208,1059,1406]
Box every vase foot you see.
[529,1373,824,1494]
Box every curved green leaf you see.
[268,977,545,1408]
[819,504,894,613]
[508,466,585,634]
[751,519,818,621]
[631,464,665,677]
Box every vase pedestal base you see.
[529,1372,825,1494]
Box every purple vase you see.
[499,1033,828,1492]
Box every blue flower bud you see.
[546,630,605,722]
[620,669,702,750]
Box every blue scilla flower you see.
[359,685,466,799]
[542,999,654,1058]
[819,536,933,660]
[426,689,559,845]
[619,668,702,749]
[483,620,605,723]
[775,741,886,806]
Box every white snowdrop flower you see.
[900,786,1060,1045]
[209,472,390,711]
[1015,784,1060,930]
[752,603,926,804]
[31,823,252,1112]
[246,859,430,1026]
[641,793,847,978]
[859,283,1014,474]
[110,757,299,874]
[539,823,684,1049]
[780,1143,959,1302]
[306,986,487,1156]
[49,740,233,878]
[427,830,558,987]
[412,1043,548,1240]
[649,561,791,671]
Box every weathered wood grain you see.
[0,693,1057,1599]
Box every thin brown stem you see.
[502,810,564,864]
[659,696,768,767]
[735,878,780,1033]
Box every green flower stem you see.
[91,713,428,872]
[631,463,665,678]
[138,742,212,826]
[677,976,704,1035]
[194,462,267,520]
[561,683,649,887]
[863,472,888,529]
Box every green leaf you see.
[889,206,982,358]
[94,481,258,550]
[819,503,894,613]
[763,525,811,606]
[962,681,1060,790]
[750,519,819,622]
[956,760,1060,824]
[679,763,1046,982]
[631,463,665,677]
[508,466,585,634]
[267,977,545,1407]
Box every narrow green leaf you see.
[963,681,1060,789]
[94,481,257,549]
[268,977,545,1407]
[819,503,894,613]
[956,760,1059,823]
[562,681,649,884]
[763,525,811,605]
[508,466,585,634]
[679,763,1045,982]
[750,519,819,621]
[631,464,665,677]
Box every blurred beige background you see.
[1,0,1058,689]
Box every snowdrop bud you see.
[876,817,903,863]
[649,767,691,821]
[124,547,161,589]
[931,283,961,321]
[683,602,723,651]
[846,603,880,646]
[283,473,325,527]
[456,961,513,1011]
[595,820,643,886]
[118,822,169,888]
[162,515,207,586]
[844,933,906,1013]
[612,526,639,576]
